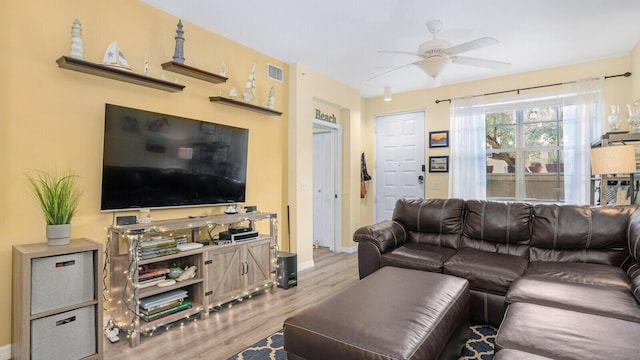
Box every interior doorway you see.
[312,120,342,252]
[374,111,426,222]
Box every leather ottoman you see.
[283,267,469,360]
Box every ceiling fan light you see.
[416,57,450,79]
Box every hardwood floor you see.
[104,248,359,360]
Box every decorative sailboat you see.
[242,63,256,103]
[102,41,132,71]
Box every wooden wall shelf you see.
[56,56,185,92]
[209,96,282,116]
[161,61,228,84]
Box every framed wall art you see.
[429,156,449,173]
[429,130,449,148]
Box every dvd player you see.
[229,227,253,234]
[219,230,259,242]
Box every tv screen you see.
[101,104,249,211]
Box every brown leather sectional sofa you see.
[353,198,640,359]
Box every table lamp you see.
[591,145,637,203]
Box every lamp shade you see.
[415,57,451,79]
[590,145,637,175]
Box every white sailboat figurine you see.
[102,41,132,71]
[242,63,256,103]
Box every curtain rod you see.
[434,72,631,104]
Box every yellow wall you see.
[313,101,342,124]
[1,0,289,346]
[289,64,362,267]
[363,56,634,225]
[632,40,640,100]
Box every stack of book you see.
[138,237,178,259]
[139,289,191,322]
[138,267,169,289]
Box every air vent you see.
[267,63,284,82]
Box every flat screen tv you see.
[101,104,249,211]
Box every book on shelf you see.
[140,289,188,310]
[140,301,192,322]
[139,268,170,280]
[140,300,182,316]
[137,237,178,259]
[138,248,179,259]
[139,241,177,250]
[139,236,175,244]
[138,277,167,289]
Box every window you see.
[486,105,565,202]
[450,77,602,204]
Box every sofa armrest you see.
[353,220,406,254]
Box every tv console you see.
[107,212,278,347]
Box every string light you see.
[105,212,280,342]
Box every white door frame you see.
[374,110,426,222]
[313,119,343,252]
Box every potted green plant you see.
[545,151,564,173]
[27,170,81,245]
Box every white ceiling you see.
[141,0,640,98]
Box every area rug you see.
[228,324,497,360]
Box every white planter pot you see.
[46,224,71,246]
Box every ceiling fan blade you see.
[452,56,511,70]
[378,50,424,57]
[446,37,499,55]
[367,60,419,81]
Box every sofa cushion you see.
[629,208,640,261]
[627,209,640,303]
[524,261,630,289]
[506,277,640,322]
[530,204,636,266]
[444,248,528,294]
[353,220,407,254]
[392,198,464,249]
[629,262,640,304]
[382,243,457,273]
[496,303,640,360]
[494,349,554,360]
[461,200,532,257]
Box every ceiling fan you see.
[369,20,511,81]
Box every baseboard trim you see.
[0,343,11,360]
[298,259,315,272]
[341,245,357,253]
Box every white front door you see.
[313,130,334,249]
[375,111,426,222]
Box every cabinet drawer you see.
[31,305,97,360]
[31,251,94,314]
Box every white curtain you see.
[449,96,487,200]
[562,77,604,205]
